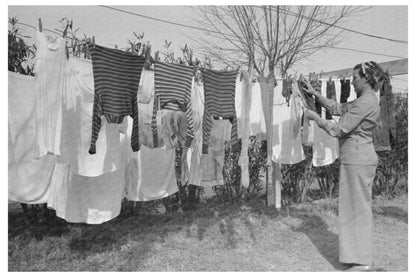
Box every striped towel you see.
[153,62,194,147]
[89,44,144,154]
[202,69,239,154]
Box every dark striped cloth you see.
[202,69,239,154]
[153,62,194,147]
[326,80,336,119]
[89,44,144,154]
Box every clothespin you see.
[62,22,69,38]
[92,36,95,48]
[155,50,159,62]
[329,75,332,82]
[239,71,244,82]
[38,18,42,32]
[319,70,323,79]
[145,44,151,64]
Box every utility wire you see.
[97,6,407,60]
[13,18,407,61]
[98,5,238,38]
[322,45,406,59]
[257,5,408,45]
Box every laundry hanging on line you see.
[89,44,145,154]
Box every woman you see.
[301,61,385,271]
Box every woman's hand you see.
[304,109,320,121]
[300,75,316,96]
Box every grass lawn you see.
[8,194,408,271]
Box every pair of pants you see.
[338,164,377,265]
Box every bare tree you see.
[190,5,369,77]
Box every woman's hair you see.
[353,61,387,89]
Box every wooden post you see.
[272,161,282,209]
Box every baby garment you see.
[153,62,194,148]
[202,68,239,154]
[249,81,267,137]
[298,80,316,111]
[272,82,305,164]
[325,80,336,119]
[312,120,339,167]
[126,145,178,201]
[291,81,304,139]
[340,79,351,103]
[187,81,205,186]
[311,80,339,166]
[159,109,189,149]
[281,79,292,103]
[301,116,314,147]
[137,69,154,104]
[200,120,231,187]
[122,115,178,201]
[259,76,275,163]
[138,98,165,148]
[89,44,144,154]
[237,71,253,188]
[33,30,67,158]
[60,56,123,177]
[347,80,357,102]
[8,72,57,204]
[47,163,124,224]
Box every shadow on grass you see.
[375,206,408,224]
[290,212,345,271]
[8,209,70,240]
[8,194,343,270]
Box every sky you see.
[8,4,408,92]
[8,5,407,65]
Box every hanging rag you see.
[8,72,57,204]
[33,30,68,158]
[272,81,305,164]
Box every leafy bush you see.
[8,17,35,76]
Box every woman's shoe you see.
[344,264,372,272]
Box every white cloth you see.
[137,69,154,104]
[47,163,124,224]
[33,31,67,157]
[187,81,205,186]
[311,121,339,167]
[272,80,305,164]
[311,81,339,167]
[249,81,267,137]
[348,80,357,102]
[199,120,231,187]
[126,145,178,201]
[60,57,123,176]
[335,79,341,103]
[8,72,57,204]
[239,71,253,188]
[124,117,178,201]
